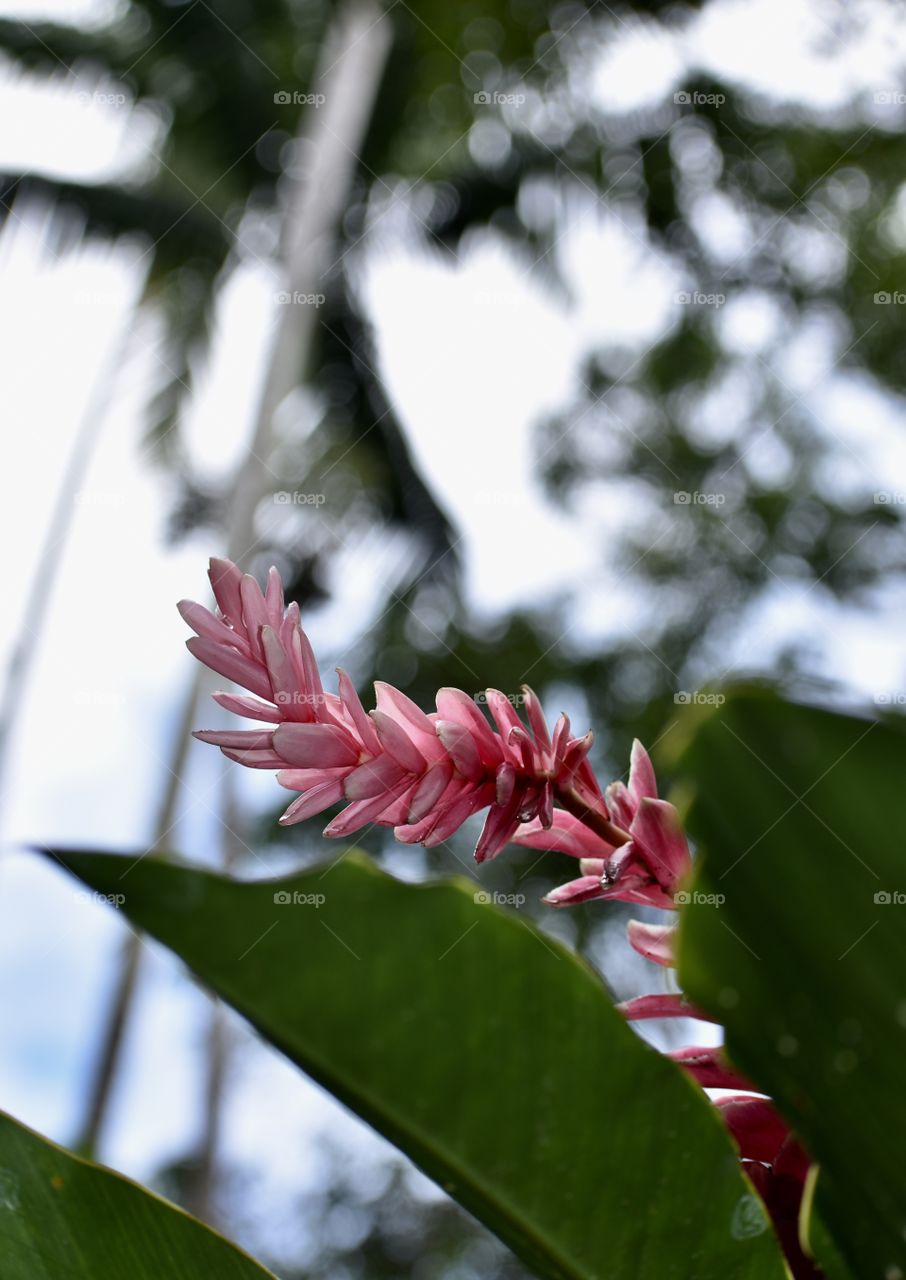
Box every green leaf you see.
[43,847,788,1280]
[0,1110,276,1279]
[671,688,906,1279]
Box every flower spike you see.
[182,559,600,858]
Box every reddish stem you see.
[556,784,632,848]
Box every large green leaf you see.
[44,848,788,1280]
[670,689,906,1279]
[0,1110,276,1278]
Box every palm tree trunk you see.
[76,0,393,1191]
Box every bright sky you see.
[2,0,906,1263]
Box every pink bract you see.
[181,559,602,861]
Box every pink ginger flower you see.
[519,740,692,909]
[181,558,814,1275]
[180,559,606,861]
[513,739,692,967]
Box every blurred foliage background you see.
[2,0,906,1274]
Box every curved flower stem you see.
[556,784,632,848]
